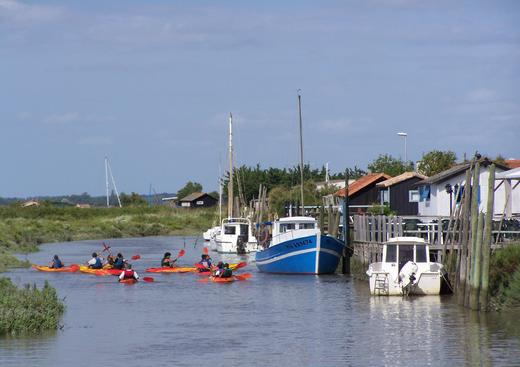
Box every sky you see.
[1,0,519,197]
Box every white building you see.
[416,159,516,218]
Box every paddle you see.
[143,276,154,282]
[202,247,209,255]
[131,255,141,260]
[234,273,252,281]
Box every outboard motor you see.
[237,235,247,255]
[399,261,418,295]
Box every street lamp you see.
[397,132,408,163]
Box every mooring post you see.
[342,170,351,274]
[480,164,495,311]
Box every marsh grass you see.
[0,206,216,271]
[0,278,65,335]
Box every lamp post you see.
[397,132,408,163]
[445,183,453,216]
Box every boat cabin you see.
[383,237,430,271]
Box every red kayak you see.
[199,274,252,283]
[119,278,137,284]
[105,269,124,276]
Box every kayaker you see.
[198,254,212,272]
[49,255,64,269]
[213,261,224,277]
[119,264,139,282]
[106,255,115,266]
[87,252,103,269]
[113,253,125,270]
[161,252,176,268]
[221,263,233,278]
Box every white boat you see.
[366,237,445,296]
[213,113,258,254]
[216,218,258,254]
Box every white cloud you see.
[43,112,80,124]
[0,0,65,25]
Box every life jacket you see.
[161,258,170,267]
[222,268,233,278]
[92,257,103,269]
[198,260,210,270]
[114,257,124,269]
[123,269,135,279]
[53,259,63,269]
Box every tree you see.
[120,192,147,206]
[177,181,203,200]
[367,154,414,177]
[417,150,457,177]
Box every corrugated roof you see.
[415,157,509,185]
[336,173,391,197]
[376,171,427,188]
[506,159,520,169]
[179,192,206,202]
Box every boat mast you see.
[218,161,223,224]
[227,112,234,218]
[298,92,305,215]
[105,156,110,207]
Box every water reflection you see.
[0,236,519,367]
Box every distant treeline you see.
[0,192,177,207]
[222,164,366,203]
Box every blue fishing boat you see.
[255,216,345,274]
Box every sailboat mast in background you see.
[297,92,305,215]
[227,112,234,218]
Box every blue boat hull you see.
[255,234,344,274]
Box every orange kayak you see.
[119,278,137,284]
[209,276,235,283]
[145,267,197,273]
[32,264,79,273]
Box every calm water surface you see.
[1,236,519,367]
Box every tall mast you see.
[227,112,234,218]
[298,92,305,215]
[218,161,223,224]
[105,156,110,207]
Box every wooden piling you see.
[480,164,495,311]
[470,211,484,310]
[319,205,325,235]
[466,161,480,307]
[457,164,473,304]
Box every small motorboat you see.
[366,237,446,296]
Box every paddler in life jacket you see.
[106,255,115,266]
[113,253,125,270]
[221,263,233,278]
[198,254,212,272]
[87,252,103,269]
[50,255,64,269]
[119,264,139,282]
[161,252,176,268]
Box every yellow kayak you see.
[79,265,111,276]
[32,264,79,273]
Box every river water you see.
[1,236,519,367]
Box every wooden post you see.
[480,164,495,311]
[382,215,388,242]
[458,164,473,304]
[470,211,484,310]
[327,205,333,235]
[466,161,480,307]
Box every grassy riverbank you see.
[0,206,216,271]
[0,278,65,335]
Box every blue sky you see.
[1,0,519,197]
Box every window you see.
[299,223,315,230]
[416,246,427,262]
[196,200,204,205]
[224,226,236,235]
[409,190,419,203]
[398,245,414,269]
[419,185,431,202]
[280,223,296,232]
[386,245,397,262]
[381,189,389,204]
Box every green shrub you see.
[0,278,65,335]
